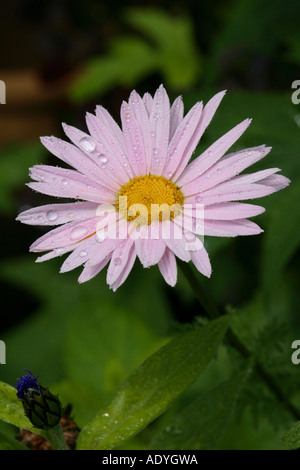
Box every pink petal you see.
[171,90,227,182]
[60,235,99,273]
[143,92,153,115]
[85,113,132,182]
[78,258,110,284]
[128,90,152,172]
[164,222,191,262]
[202,202,265,220]
[177,118,252,187]
[35,246,74,263]
[30,218,97,252]
[28,165,115,204]
[121,98,149,176]
[63,122,130,187]
[238,173,291,187]
[202,219,263,237]
[85,237,119,267]
[169,96,184,140]
[158,248,177,287]
[149,85,170,175]
[40,136,116,191]
[182,146,272,196]
[163,101,203,179]
[107,238,135,286]
[110,244,137,291]
[16,202,99,226]
[135,238,166,267]
[95,105,127,153]
[185,169,288,206]
[191,247,212,277]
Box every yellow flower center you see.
[116,174,184,225]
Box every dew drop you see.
[195,196,203,203]
[79,136,96,153]
[99,154,108,165]
[114,257,122,266]
[70,226,89,240]
[79,250,88,258]
[47,210,58,221]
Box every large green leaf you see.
[65,300,165,405]
[77,315,230,450]
[0,430,29,450]
[0,381,43,436]
[0,257,170,387]
[149,367,251,450]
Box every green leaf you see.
[0,143,45,215]
[0,381,43,435]
[65,300,165,405]
[282,421,300,449]
[149,367,251,450]
[77,315,230,450]
[262,181,300,296]
[0,430,29,450]
[69,7,201,102]
[126,8,200,89]
[69,38,156,103]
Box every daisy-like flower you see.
[17,85,290,290]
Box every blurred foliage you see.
[77,316,229,450]
[1,0,300,451]
[0,144,46,215]
[69,8,200,102]
[149,367,251,450]
[282,421,300,449]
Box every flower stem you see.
[178,260,300,421]
[45,424,69,450]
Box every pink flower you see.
[17,85,290,290]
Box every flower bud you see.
[16,370,62,430]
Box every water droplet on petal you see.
[114,257,122,266]
[80,136,96,153]
[99,154,108,165]
[195,196,203,203]
[47,210,58,221]
[79,250,87,258]
[70,226,89,240]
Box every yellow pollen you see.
[116,174,184,225]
